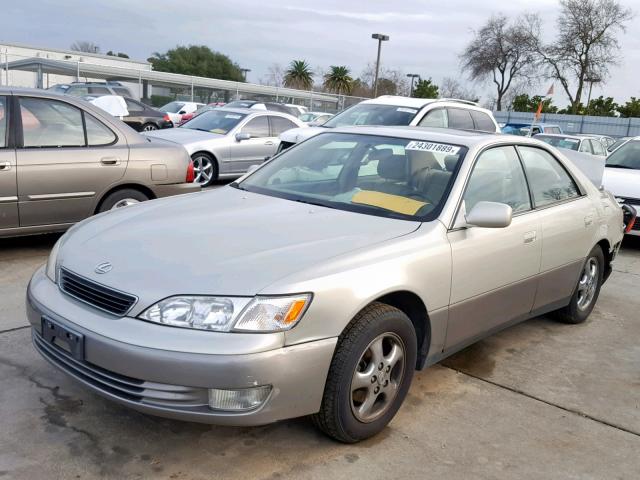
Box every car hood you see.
[143,127,225,145]
[603,167,640,201]
[279,126,326,144]
[59,187,420,310]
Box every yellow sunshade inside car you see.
[351,191,427,216]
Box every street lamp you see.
[371,33,390,97]
[407,73,419,97]
[240,68,251,82]
[585,76,601,116]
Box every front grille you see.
[59,268,137,316]
[33,332,208,408]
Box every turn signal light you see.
[186,160,195,183]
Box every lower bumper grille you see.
[33,331,207,408]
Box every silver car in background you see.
[145,108,305,186]
[28,127,624,443]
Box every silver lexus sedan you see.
[145,107,305,186]
[28,127,625,443]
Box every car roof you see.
[536,133,583,140]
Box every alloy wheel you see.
[192,155,213,185]
[142,124,158,131]
[576,257,599,311]
[350,332,406,423]
[111,198,140,210]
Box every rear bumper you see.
[27,268,336,426]
[152,182,200,199]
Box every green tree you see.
[585,96,618,116]
[148,45,244,81]
[618,97,640,118]
[284,60,314,90]
[107,50,130,59]
[412,78,439,98]
[323,66,354,94]
[511,94,557,113]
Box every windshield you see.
[608,138,629,152]
[180,109,246,134]
[323,104,420,128]
[536,135,580,151]
[161,102,186,113]
[237,132,467,221]
[606,140,640,170]
[299,113,319,122]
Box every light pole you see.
[371,33,389,97]
[585,76,601,116]
[240,68,251,82]
[407,73,419,97]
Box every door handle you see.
[523,231,537,244]
[100,157,120,166]
[264,141,275,146]
[0,161,11,171]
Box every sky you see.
[3,0,639,107]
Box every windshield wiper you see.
[229,181,246,190]
[606,164,636,169]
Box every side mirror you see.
[235,132,251,142]
[466,201,512,228]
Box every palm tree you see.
[284,60,314,90]
[323,66,354,95]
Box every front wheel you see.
[551,245,604,324]
[191,153,218,187]
[312,302,417,443]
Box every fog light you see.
[208,386,272,411]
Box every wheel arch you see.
[94,183,156,214]
[370,290,431,370]
[596,238,613,282]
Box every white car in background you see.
[299,111,334,126]
[286,104,309,116]
[534,134,608,158]
[602,137,640,235]
[159,101,205,125]
[277,96,500,151]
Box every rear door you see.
[268,115,299,158]
[0,95,18,229]
[16,96,128,227]
[228,115,273,172]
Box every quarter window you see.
[269,116,298,136]
[591,139,606,156]
[20,97,85,148]
[447,108,474,130]
[470,111,496,132]
[464,146,531,213]
[579,141,592,154]
[0,97,7,148]
[418,109,448,128]
[85,114,117,146]
[241,116,270,138]
[518,146,580,207]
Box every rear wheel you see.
[191,152,218,187]
[141,123,158,132]
[312,302,417,443]
[98,189,150,213]
[551,245,604,324]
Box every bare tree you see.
[439,77,479,102]
[359,63,409,96]
[70,41,100,54]
[533,0,633,113]
[260,63,285,87]
[461,14,539,110]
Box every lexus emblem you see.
[94,262,113,274]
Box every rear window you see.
[447,108,474,130]
[324,104,419,128]
[470,111,496,132]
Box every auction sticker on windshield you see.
[405,141,460,155]
[397,107,418,114]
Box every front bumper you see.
[27,267,336,426]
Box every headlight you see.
[45,238,63,282]
[138,294,311,332]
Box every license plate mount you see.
[41,317,85,361]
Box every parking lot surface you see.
[1,221,639,479]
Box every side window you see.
[88,86,111,95]
[0,97,7,148]
[269,116,298,136]
[241,116,269,138]
[85,114,117,146]
[578,140,592,154]
[418,108,448,128]
[532,127,541,135]
[65,86,88,97]
[470,111,496,132]
[518,146,580,207]
[113,87,131,97]
[447,108,474,130]
[591,139,605,156]
[20,97,85,148]
[464,146,531,214]
[124,99,144,112]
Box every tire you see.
[191,152,218,187]
[312,302,417,443]
[551,245,604,324]
[98,189,150,213]
[141,123,158,132]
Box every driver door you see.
[229,115,275,172]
